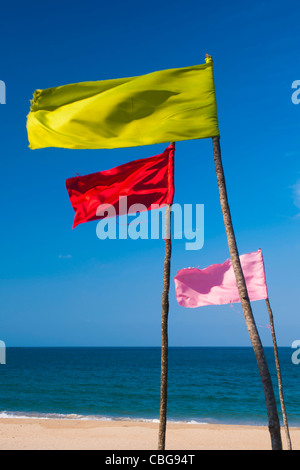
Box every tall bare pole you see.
[212,136,282,450]
[266,298,292,450]
[158,143,174,451]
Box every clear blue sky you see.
[0,0,299,346]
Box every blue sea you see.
[0,347,299,426]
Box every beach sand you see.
[0,418,299,450]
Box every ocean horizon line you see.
[4,345,292,348]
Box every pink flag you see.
[174,250,268,308]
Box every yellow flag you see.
[27,57,219,150]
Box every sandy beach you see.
[0,418,299,450]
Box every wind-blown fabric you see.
[27,58,219,150]
[66,144,174,228]
[174,250,268,308]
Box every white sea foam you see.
[0,411,113,421]
[0,411,209,424]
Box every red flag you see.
[66,144,175,228]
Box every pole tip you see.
[205,54,213,64]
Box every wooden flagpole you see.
[158,143,174,451]
[212,135,282,450]
[265,297,292,450]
